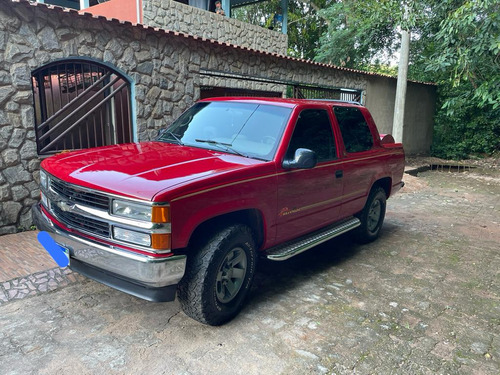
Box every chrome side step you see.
[266,217,361,261]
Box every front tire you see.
[177,225,257,326]
[354,187,387,243]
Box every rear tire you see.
[354,187,387,243]
[177,225,257,326]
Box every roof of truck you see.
[200,97,364,108]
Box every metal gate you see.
[200,87,282,99]
[199,69,364,104]
[32,60,133,155]
[291,85,362,102]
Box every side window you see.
[334,107,374,153]
[286,109,336,162]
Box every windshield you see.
[157,102,292,161]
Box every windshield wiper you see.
[162,131,183,145]
[194,139,247,158]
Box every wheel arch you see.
[187,209,265,251]
[371,176,392,198]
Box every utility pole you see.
[393,28,410,144]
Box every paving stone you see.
[48,280,57,288]
[0,161,499,374]
[471,342,489,355]
[15,291,28,299]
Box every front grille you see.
[52,204,110,238]
[50,178,109,210]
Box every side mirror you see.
[380,134,395,145]
[282,148,318,169]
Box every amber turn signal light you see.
[151,233,171,250]
[152,206,170,223]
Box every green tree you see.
[232,0,329,60]
[315,0,500,159]
[231,0,278,27]
[426,0,499,110]
[314,0,425,67]
[425,0,500,158]
[431,83,500,159]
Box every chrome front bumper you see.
[33,203,186,302]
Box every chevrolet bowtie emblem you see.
[57,200,75,212]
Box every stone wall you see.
[0,0,435,234]
[142,0,288,55]
[0,0,195,233]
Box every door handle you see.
[335,170,343,178]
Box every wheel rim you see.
[367,199,382,233]
[215,247,248,304]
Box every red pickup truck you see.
[33,97,405,325]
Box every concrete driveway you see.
[1,163,499,374]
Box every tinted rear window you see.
[334,107,373,153]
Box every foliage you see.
[231,0,279,28]
[314,0,500,159]
[358,63,398,77]
[426,0,499,158]
[432,83,500,159]
[232,0,329,60]
[286,0,329,59]
[426,0,500,110]
[232,0,499,158]
[314,0,427,67]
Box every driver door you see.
[276,108,343,243]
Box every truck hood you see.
[41,142,261,200]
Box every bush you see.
[431,84,500,160]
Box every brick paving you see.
[0,166,498,375]
[0,163,436,306]
[0,159,496,309]
[0,230,53,281]
[0,230,83,305]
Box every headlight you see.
[40,170,48,190]
[113,227,151,247]
[112,200,170,223]
[40,191,49,208]
[112,200,152,222]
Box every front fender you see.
[169,181,277,250]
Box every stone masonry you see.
[142,0,288,56]
[0,266,85,304]
[0,0,435,233]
